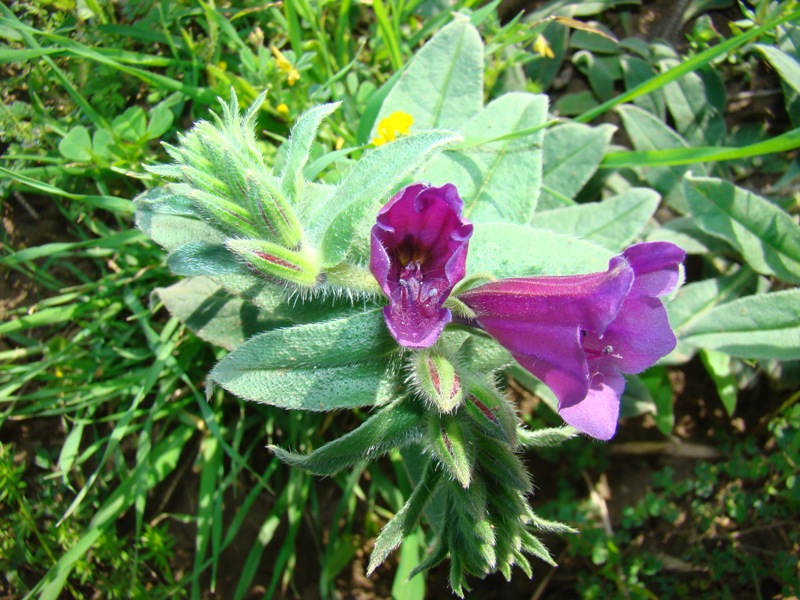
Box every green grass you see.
[1,0,799,597]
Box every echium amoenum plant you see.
[135,18,685,595]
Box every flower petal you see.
[559,366,625,441]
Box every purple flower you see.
[370,183,474,348]
[459,242,685,440]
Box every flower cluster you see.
[371,183,685,440]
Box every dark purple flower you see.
[370,183,474,348]
[459,242,685,440]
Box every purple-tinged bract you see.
[459,242,685,440]
[370,183,473,348]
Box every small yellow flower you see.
[276,103,289,116]
[271,45,300,86]
[534,34,555,59]
[372,111,414,146]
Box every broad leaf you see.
[681,289,800,360]
[310,130,461,267]
[684,174,800,283]
[374,16,483,132]
[530,187,659,251]
[537,122,615,210]
[270,397,427,475]
[755,44,800,96]
[154,277,278,351]
[420,92,547,223]
[210,309,401,410]
[666,268,760,364]
[467,223,612,278]
[699,349,738,417]
[135,187,225,252]
[616,104,707,213]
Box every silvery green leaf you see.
[684,174,800,284]
[280,102,341,206]
[209,309,401,410]
[367,461,442,576]
[530,188,659,251]
[616,104,707,213]
[419,92,547,224]
[373,16,483,132]
[310,130,461,268]
[666,268,760,364]
[537,122,615,211]
[467,223,612,278]
[154,277,275,351]
[681,289,800,360]
[270,397,427,475]
[167,242,242,277]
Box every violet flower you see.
[370,183,473,349]
[458,242,685,440]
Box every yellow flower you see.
[534,34,555,59]
[271,45,300,86]
[276,103,289,116]
[372,111,414,146]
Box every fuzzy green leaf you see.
[373,16,483,132]
[537,122,615,210]
[420,92,547,223]
[429,414,473,488]
[616,104,707,213]
[270,397,427,475]
[529,188,660,251]
[154,277,276,351]
[467,223,613,278]
[684,174,800,284]
[310,130,461,267]
[280,102,341,205]
[368,461,443,575]
[682,289,800,360]
[209,309,400,410]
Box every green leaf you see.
[280,102,340,206]
[167,242,242,277]
[666,269,759,364]
[699,349,738,417]
[420,92,547,223]
[682,289,800,360]
[638,366,673,436]
[537,122,615,210]
[755,43,800,96]
[393,530,426,599]
[311,130,461,267]
[373,16,483,132]
[367,461,443,575]
[530,188,659,251]
[684,174,800,283]
[467,223,613,278]
[621,55,665,119]
[662,66,725,146]
[154,277,276,351]
[616,104,706,213]
[59,126,93,162]
[146,104,174,140]
[269,397,427,475]
[209,309,401,410]
[112,106,147,142]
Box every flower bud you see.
[412,349,464,414]
[226,239,320,287]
